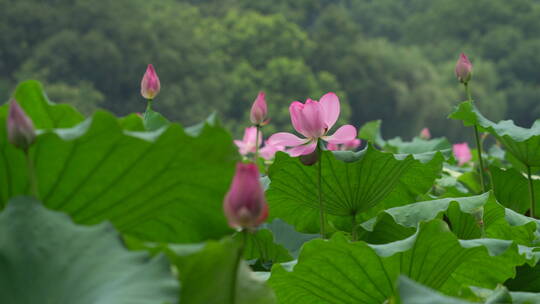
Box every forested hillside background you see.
[2,0,539,140]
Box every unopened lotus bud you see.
[420,128,431,140]
[7,100,35,151]
[223,162,268,229]
[250,91,268,125]
[455,53,472,84]
[141,64,161,99]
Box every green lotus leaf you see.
[0,80,238,243]
[0,196,178,304]
[491,166,540,216]
[360,192,540,246]
[269,220,527,304]
[167,237,276,304]
[449,101,540,167]
[266,145,443,234]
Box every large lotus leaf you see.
[269,220,527,304]
[166,237,276,304]
[491,166,540,216]
[449,101,540,167]
[0,196,178,304]
[360,193,540,246]
[266,145,443,233]
[0,83,238,243]
[0,81,85,202]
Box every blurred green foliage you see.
[1,0,539,139]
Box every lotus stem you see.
[317,143,326,238]
[254,125,261,161]
[24,150,39,199]
[527,165,536,218]
[230,229,247,304]
[144,98,153,122]
[465,83,486,192]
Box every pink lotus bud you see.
[420,128,431,140]
[250,91,268,125]
[453,142,472,166]
[141,64,161,99]
[7,100,36,151]
[455,53,472,84]
[223,163,268,229]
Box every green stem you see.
[254,125,261,161]
[465,83,486,193]
[144,99,153,122]
[230,229,247,304]
[317,143,326,239]
[24,150,39,199]
[527,165,536,218]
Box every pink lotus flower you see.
[7,100,35,151]
[455,53,472,84]
[141,64,161,99]
[453,142,472,166]
[327,138,361,151]
[260,140,285,160]
[223,162,268,228]
[234,127,262,156]
[250,91,268,125]
[420,128,431,140]
[268,93,357,157]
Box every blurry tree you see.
[1,0,540,141]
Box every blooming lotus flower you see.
[259,140,285,160]
[455,53,472,84]
[7,100,35,151]
[234,127,262,156]
[250,91,268,125]
[420,128,431,140]
[141,64,160,99]
[223,162,268,229]
[453,142,472,166]
[268,93,357,157]
[327,138,361,151]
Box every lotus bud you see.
[455,53,472,84]
[141,64,160,99]
[7,100,36,151]
[250,91,268,125]
[420,128,431,140]
[223,162,268,229]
